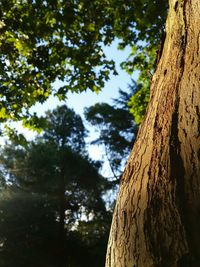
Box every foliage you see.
[118,1,168,124]
[0,105,111,267]
[0,0,167,126]
[128,82,150,124]
[0,187,59,267]
[43,105,87,153]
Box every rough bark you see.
[106,0,200,266]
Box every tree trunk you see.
[106,0,200,266]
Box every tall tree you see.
[106,1,200,266]
[85,84,138,177]
[0,105,111,267]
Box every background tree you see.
[0,105,111,267]
[0,186,58,267]
[85,82,139,178]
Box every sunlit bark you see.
[106,0,200,266]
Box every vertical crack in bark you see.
[170,2,200,265]
[195,106,200,136]
[168,3,191,261]
[170,96,197,266]
[182,0,188,65]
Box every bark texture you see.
[106,0,200,266]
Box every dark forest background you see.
[0,88,137,267]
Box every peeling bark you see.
[106,0,200,266]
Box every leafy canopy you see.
[0,0,167,124]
